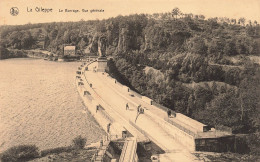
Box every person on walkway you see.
[167,109,171,118]
[96,105,99,113]
[107,123,111,134]
[126,103,129,110]
[140,108,144,114]
[137,104,141,113]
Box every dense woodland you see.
[0,8,259,155]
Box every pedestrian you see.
[100,140,103,147]
[167,109,171,118]
[126,103,129,110]
[137,104,141,113]
[96,105,99,113]
[107,123,111,133]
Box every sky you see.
[0,0,259,25]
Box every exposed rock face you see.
[82,24,145,55]
[84,34,109,56]
[89,34,99,54]
[116,27,128,53]
[98,36,107,57]
[83,25,144,55]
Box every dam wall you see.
[100,75,233,152]
[76,61,234,153]
[101,75,197,151]
[76,61,126,140]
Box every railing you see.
[80,61,114,162]
[82,60,97,86]
[129,89,142,99]
[99,109,115,123]
[119,138,138,162]
[215,125,232,134]
[152,101,169,112]
[129,120,149,138]
[115,81,124,88]
[83,74,115,123]
[83,94,93,103]
[129,120,168,151]
[91,135,111,162]
[175,113,206,132]
[119,140,130,162]
[132,142,138,162]
[163,117,197,137]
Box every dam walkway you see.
[77,61,201,162]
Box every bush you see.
[246,133,260,155]
[41,146,73,157]
[72,135,87,149]
[0,145,39,162]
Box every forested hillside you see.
[0,8,259,154]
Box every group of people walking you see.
[125,103,145,114]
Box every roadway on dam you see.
[84,62,200,162]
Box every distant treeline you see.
[0,8,259,57]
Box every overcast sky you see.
[0,0,259,25]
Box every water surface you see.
[0,58,105,152]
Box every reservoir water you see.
[0,58,105,152]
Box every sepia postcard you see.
[0,0,259,161]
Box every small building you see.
[64,46,76,56]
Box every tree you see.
[186,13,193,18]
[21,31,35,49]
[223,38,237,56]
[231,18,237,25]
[254,20,258,26]
[0,46,9,59]
[187,94,194,115]
[0,145,39,162]
[63,30,71,44]
[239,64,260,132]
[72,135,87,149]
[199,15,205,20]
[248,20,252,26]
[186,36,208,55]
[78,38,87,50]
[43,36,50,49]
[238,17,246,26]
[205,89,243,132]
[179,12,184,18]
[49,29,58,40]
[208,38,225,55]
[172,7,180,19]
